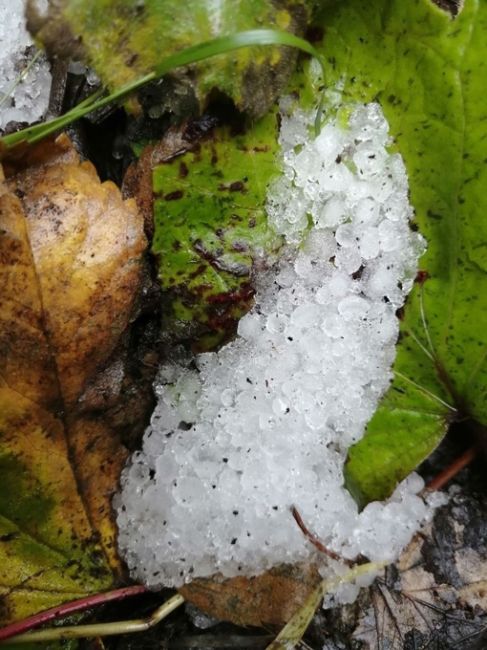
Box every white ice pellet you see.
[0,0,52,130]
[116,103,438,599]
[316,197,347,228]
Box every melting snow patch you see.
[0,0,51,130]
[116,103,442,594]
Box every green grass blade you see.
[153,29,324,76]
[1,29,325,150]
[266,562,386,650]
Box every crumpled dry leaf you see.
[179,563,321,628]
[313,481,487,649]
[0,135,147,624]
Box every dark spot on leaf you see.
[126,53,139,66]
[415,270,430,284]
[218,180,246,192]
[431,0,462,16]
[305,25,324,43]
[165,190,184,201]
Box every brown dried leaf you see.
[313,486,487,649]
[179,563,322,628]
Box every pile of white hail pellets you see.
[116,102,444,602]
[0,0,51,130]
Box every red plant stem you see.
[291,506,352,565]
[0,585,149,642]
[425,446,477,492]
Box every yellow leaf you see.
[0,136,147,624]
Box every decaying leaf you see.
[343,484,487,649]
[125,112,282,349]
[266,579,324,650]
[0,135,147,623]
[179,563,321,628]
[27,0,313,119]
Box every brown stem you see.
[425,446,477,492]
[0,585,148,642]
[291,506,353,565]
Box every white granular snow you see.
[116,103,438,590]
[0,0,51,130]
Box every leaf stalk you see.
[0,585,149,642]
[1,594,184,643]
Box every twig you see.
[0,51,42,111]
[291,506,351,565]
[1,594,184,643]
[0,585,149,642]
[424,446,476,492]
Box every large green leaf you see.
[311,0,487,505]
[29,0,313,118]
[150,0,487,501]
[151,113,282,349]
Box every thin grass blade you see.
[1,29,325,150]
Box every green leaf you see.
[30,0,313,118]
[312,0,487,505]
[151,112,282,349]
